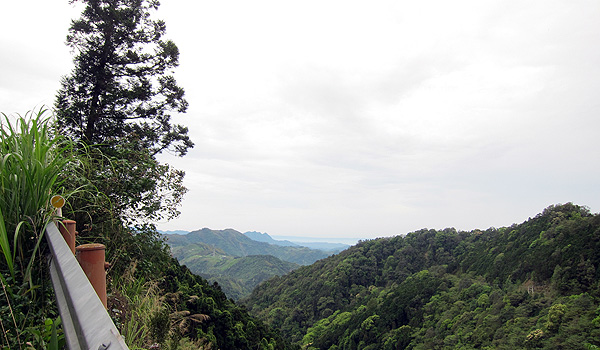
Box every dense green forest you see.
[243,203,600,349]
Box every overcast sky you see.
[1,1,599,243]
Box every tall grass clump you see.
[0,108,72,349]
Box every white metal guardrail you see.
[46,222,129,350]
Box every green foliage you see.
[149,307,170,344]
[0,110,74,349]
[0,110,71,282]
[105,255,296,349]
[69,142,188,224]
[244,204,600,349]
[24,317,66,350]
[149,261,293,349]
[56,141,188,284]
[55,0,191,287]
[172,249,299,300]
[110,274,161,349]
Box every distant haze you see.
[271,235,359,246]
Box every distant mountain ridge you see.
[163,228,341,299]
[165,228,335,265]
[159,229,190,235]
[243,231,299,247]
[160,229,351,253]
[288,240,350,252]
[242,231,350,252]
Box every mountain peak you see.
[243,231,299,247]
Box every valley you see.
[159,203,600,349]
[164,228,348,299]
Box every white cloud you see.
[2,0,600,240]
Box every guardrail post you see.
[76,243,108,308]
[58,219,77,254]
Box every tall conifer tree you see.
[55,0,192,230]
[56,0,193,156]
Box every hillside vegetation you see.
[167,228,335,265]
[172,244,299,299]
[166,228,337,299]
[243,203,600,349]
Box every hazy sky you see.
[1,1,599,243]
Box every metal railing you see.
[46,222,129,350]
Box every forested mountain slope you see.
[243,203,600,349]
[151,258,292,349]
[172,245,299,300]
[166,228,334,265]
[243,231,351,252]
[102,228,295,349]
[165,228,331,299]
